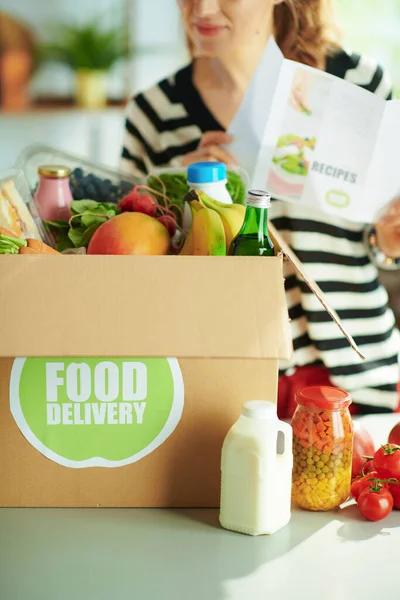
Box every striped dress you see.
[120,50,400,411]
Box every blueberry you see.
[85,184,97,199]
[111,184,118,194]
[97,188,109,202]
[74,187,85,200]
[73,167,84,179]
[97,183,105,193]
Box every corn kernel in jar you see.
[291,386,353,511]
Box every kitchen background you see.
[0,0,399,319]
[1,0,400,170]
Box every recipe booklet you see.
[228,38,400,223]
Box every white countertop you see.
[0,414,399,600]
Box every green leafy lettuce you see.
[44,200,120,251]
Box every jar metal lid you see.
[295,386,352,411]
[38,165,71,178]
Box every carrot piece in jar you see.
[297,421,308,432]
[299,439,311,449]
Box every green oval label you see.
[10,357,184,468]
[325,190,351,209]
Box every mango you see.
[87,212,170,255]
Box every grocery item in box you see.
[34,165,73,222]
[0,169,47,241]
[0,229,59,255]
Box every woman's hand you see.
[180,131,237,167]
[375,198,400,258]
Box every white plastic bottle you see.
[187,161,232,204]
[183,162,232,231]
[220,400,293,536]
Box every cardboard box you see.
[0,247,361,507]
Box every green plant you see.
[40,19,128,71]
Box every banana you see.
[195,191,246,251]
[192,206,226,256]
[179,199,204,255]
[179,229,194,255]
[189,199,204,214]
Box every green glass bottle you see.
[229,190,274,256]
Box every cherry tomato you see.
[374,444,400,479]
[351,471,380,500]
[352,423,376,478]
[357,486,393,521]
[389,422,400,446]
[388,482,400,510]
[363,459,376,474]
[351,472,389,500]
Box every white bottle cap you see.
[242,400,277,419]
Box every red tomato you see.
[374,444,400,479]
[351,471,380,500]
[363,459,376,474]
[351,422,375,478]
[389,422,400,446]
[357,487,393,521]
[388,483,400,510]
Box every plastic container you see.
[15,144,142,204]
[291,386,354,512]
[0,168,49,243]
[220,400,293,536]
[34,165,73,222]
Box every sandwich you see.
[0,180,42,240]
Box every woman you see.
[121,0,400,417]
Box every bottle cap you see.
[295,386,352,411]
[246,190,271,209]
[242,400,276,419]
[38,165,71,178]
[187,162,227,184]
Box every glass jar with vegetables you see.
[291,386,353,511]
